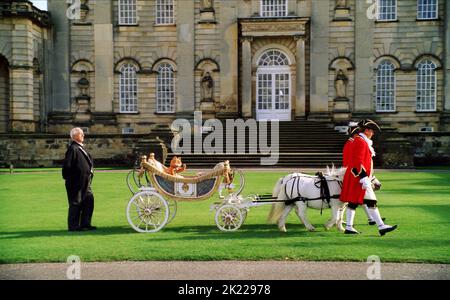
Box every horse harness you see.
[283,172,342,215]
[257,172,379,215]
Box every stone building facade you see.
[0,0,51,133]
[0,0,449,166]
[44,0,450,134]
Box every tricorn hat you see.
[358,119,381,132]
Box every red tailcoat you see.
[340,135,373,205]
[342,136,354,168]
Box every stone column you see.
[10,19,35,132]
[94,0,114,112]
[251,0,260,16]
[309,0,330,120]
[48,0,71,112]
[176,0,195,116]
[241,36,252,118]
[287,0,297,15]
[354,0,374,114]
[219,0,238,116]
[445,0,450,111]
[295,35,306,117]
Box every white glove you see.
[360,177,372,190]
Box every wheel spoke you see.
[132,213,143,221]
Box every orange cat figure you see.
[166,156,186,176]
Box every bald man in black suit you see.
[62,128,96,231]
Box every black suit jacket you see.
[62,141,94,204]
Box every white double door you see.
[256,68,291,121]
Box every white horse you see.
[267,166,348,232]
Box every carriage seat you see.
[146,153,167,173]
[141,156,231,184]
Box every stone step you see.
[162,120,347,168]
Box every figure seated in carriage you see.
[144,153,186,177]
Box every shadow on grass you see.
[0,223,313,240]
[0,226,134,239]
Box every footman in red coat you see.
[340,120,397,236]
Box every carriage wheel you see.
[167,200,177,224]
[126,190,169,233]
[215,204,244,232]
[126,169,152,195]
[126,169,141,195]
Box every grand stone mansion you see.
[0,0,449,167]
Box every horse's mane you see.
[325,164,346,178]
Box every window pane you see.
[119,64,138,113]
[261,0,287,17]
[417,0,438,20]
[157,63,175,113]
[119,0,137,25]
[376,61,396,112]
[156,0,174,24]
[416,60,437,111]
[378,0,397,21]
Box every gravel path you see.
[1,261,449,280]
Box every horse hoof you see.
[278,225,287,232]
[307,227,316,232]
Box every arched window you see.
[417,0,438,20]
[377,0,397,21]
[119,64,138,113]
[260,0,288,17]
[118,0,137,25]
[376,61,396,112]
[256,49,291,121]
[156,0,174,25]
[416,60,437,111]
[258,49,290,67]
[157,63,175,113]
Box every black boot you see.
[379,224,397,236]
[344,228,360,234]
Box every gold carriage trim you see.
[140,158,232,202]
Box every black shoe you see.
[379,225,397,236]
[344,229,360,234]
[368,218,386,226]
[69,227,88,232]
[81,226,97,231]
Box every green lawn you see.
[0,169,449,264]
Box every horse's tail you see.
[267,178,286,224]
[272,177,283,198]
[267,202,286,224]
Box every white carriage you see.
[125,155,248,233]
